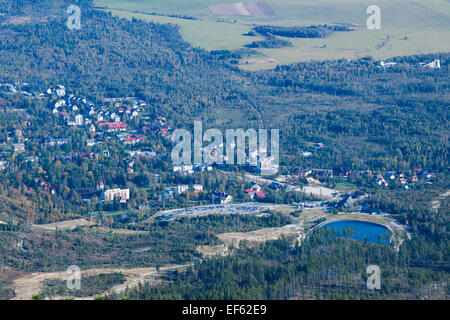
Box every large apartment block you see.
[103,188,130,203]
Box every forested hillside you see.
[1,1,448,172]
[0,0,256,128]
[115,229,449,300]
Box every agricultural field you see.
[97,0,450,69]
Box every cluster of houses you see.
[370,168,433,189]
[0,82,441,217]
[173,164,213,175]
[51,92,143,130]
[0,82,33,96]
[158,185,236,206]
[35,86,155,150]
[29,178,56,195]
[160,184,204,201]
[290,166,433,189]
[0,84,176,206]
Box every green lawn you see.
[334,183,357,190]
[105,9,264,51]
[98,0,450,69]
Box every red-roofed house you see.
[124,134,145,145]
[99,122,127,132]
[245,184,266,200]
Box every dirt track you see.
[197,224,304,257]
[431,190,450,211]
[11,264,191,300]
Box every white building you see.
[55,100,66,108]
[75,114,84,126]
[192,184,203,192]
[420,59,440,69]
[176,185,189,194]
[0,161,8,170]
[258,158,279,176]
[103,188,130,203]
[56,85,66,97]
[13,143,25,153]
[380,61,397,68]
[212,192,233,204]
[173,165,194,175]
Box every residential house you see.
[0,161,8,170]
[45,138,70,146]
[124,134,145,145]
[13,143,25,153]
[337,190,368,208]
[307,177,321,185]
[212,192,233,204]
[269,182,283,190]
[176,185,189,194]
[75,114,84,126]
[245,185,266,200]
[99,122,127,132]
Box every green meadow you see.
[97,0,450,69]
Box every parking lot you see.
[151,203,275,221]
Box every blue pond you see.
[318,220,391,245]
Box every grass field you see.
[334,182,357,190]
[97,0,450,68]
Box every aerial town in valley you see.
[0,79,435,251]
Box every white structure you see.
[75,114,84,126]
[176,185,189,194]
[56,85,66,97]
[103,189,130,203]
[380,61,397,68]
[173,165,194,175]
[192,184,203,192]
[212,192,233,204]
[0,161,8,170]
[13,143,25,153]
[258,158,279,176]
[420,59,440,69]
[55,100,66,108]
